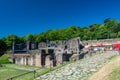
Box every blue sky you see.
[0,0,120,38]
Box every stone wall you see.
[12,37,84,68]
[14,54,31,65]
[83,38,120,46]
[38,42,46,48]
[57,37,82,54]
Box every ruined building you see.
[11,37,86,68]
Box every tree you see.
[112,23,120,33]
[105,19,118,31]
[5,34,19,49]
[110,33,117,38]
[0,39,7,56]
[104,18,111,24]
[26,33,34,42]
[1,18,120,53]
[117,31,120,38]
[19,36,26,42]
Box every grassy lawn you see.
[0,54,34,80]
[0,67,31,80]
[0,54,11,64]
[0,64,50,80]
[0,61,71,80]
[0,64,35,80]
[0,54,72,80]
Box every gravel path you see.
[36,51,117,80]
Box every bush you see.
[0,54,11,64]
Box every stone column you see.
[30,56,33,66]
[45,55,51,68]
[28,57,31,65]
[23,56,26,65]
[20,56,24,65]
[27,42,30,53]
[24,56,26,65]
[30,55,35,66]
[56,53,63,65]
[35,53,42,67]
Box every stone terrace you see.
[36,51,118,80]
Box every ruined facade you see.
[11,37,85,68]
[11,37,120,68]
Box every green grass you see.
[108,55,117,60]
[0,63,37,80]
[0,53,73,80]
[0,66,29,80]
[0,61,72,80]
[0,64,43,80]
[5,64,40,70]
[105,67,120,80]
[0,54,11,64]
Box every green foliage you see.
[104,18,111,24]
[0,39,7,56]
[26,33,34,41]
[0,54,11,64]
[117,32,120,38]
[1,18,120,55]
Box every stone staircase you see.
[36,51,118,80]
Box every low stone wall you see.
[83,38,120,46]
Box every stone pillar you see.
[30,55,35,66]
[24,56,26,65]
[28,57,31,65]
[35,53,42,67]
[21,56,24,65]
[27,42,30,53]
[33,56,35,66]
[56,53,63,65]
[45,55,51,68]
[30,56,33,66]
[12,42,15,53]
[23,56,26,65]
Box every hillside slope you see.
[0,54,10,64]
[36,51,117,80]
[88,55,120,80]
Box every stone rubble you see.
[36,51,117,80]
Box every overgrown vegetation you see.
[104,67,120,80]
[0,54,11,64]
[1,18,120,55]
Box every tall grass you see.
[0,54,11,64]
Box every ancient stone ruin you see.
[11,37,86,68]
[11,37,120,68]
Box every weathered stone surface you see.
[36,51,117,80]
